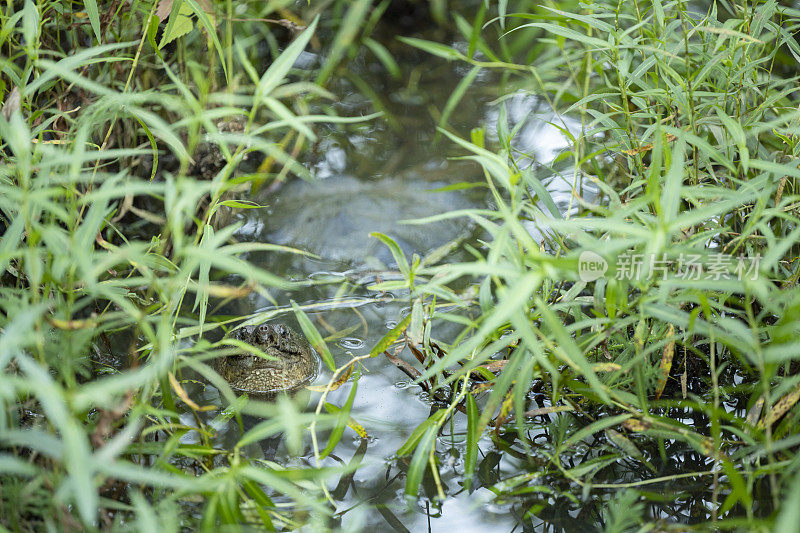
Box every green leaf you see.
[397,409,447,456]
[22,0,39,49]
[563,414,631,450]
[370,232,410,280]
[258,16,319,98]
[0,454,38,477]
[404,418,440,498]
[291,300,334,371]
[508,22,609,49]
[397,37,465,61]
[525,168,562,219]
[714,106,749,172]
[537,297,611,403]
[183,0,227,82]
[320,368,360,459]
[761,224,800,272]
[24,42,137,97]
[605,428,656,473]
[363,37,401,79]
[775,470,800,532]
[316,0,371,84]
[217,199,263,209]
[436,66,481,137]
[718,457,752,515]
[660,137,685,225]
[15,355,98,525]
[538,6,615,32]
[159,0,194,48]
[83,0,101,43]
[467,2,486,59]
[192,224,212,334]
[564,454,618,479]
[369,313,412,357]
[464,393,480,492]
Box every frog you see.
[214,323,318,395]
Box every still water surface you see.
[194,19,592,532]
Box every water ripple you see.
[338,337,365,350]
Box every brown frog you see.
[215,323,318,395]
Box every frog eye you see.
[256,324,274,342]
[275,324,289,337]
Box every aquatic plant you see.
[0,0,371,528]
[391,0,800,528]
[2,0,799,530]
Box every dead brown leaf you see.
[622,418,652,432]
[493,392,514,432]
[46,316,97,330]
[2,86,20,120]
[758,382,800,429]
[306,364,354,392]
[746,395,764,427]
[168,372,215,411]
[384,349,427,392]
[592,362,622,373]
[156,0,213,22]
[620,133,678,156]
[90,391,133,448]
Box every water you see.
[194,15,607,532]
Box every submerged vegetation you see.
[2,0,800,530]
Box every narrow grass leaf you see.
[655,325,675,399]
[370,232,410,279]
[320,368,360,458]
[714,106,750,172]
[404,421,439,498]
[660,138,685,225]
[562,414,631,451]
[437,66,481,136]
[397,37,465,60]
[363,37,401,78]
[258,16,319,97]
[537,298,610,403]
[370,314,412,357]
[291,300,334,371]
[464,392,480,492]
[397,409,447,457]
[315,0,369,84]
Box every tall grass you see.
[3,0,800,530]
[389,0,800,529]
[0,0,377,529]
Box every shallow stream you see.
[187,16,596,532]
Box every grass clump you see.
[2,0,800,530]
[385,0,800,529]
[0,0,365,529]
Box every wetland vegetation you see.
[2,0,800,530]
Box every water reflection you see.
[251,173,477,267]
[486,91,583,166]
[209,14,633,533]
